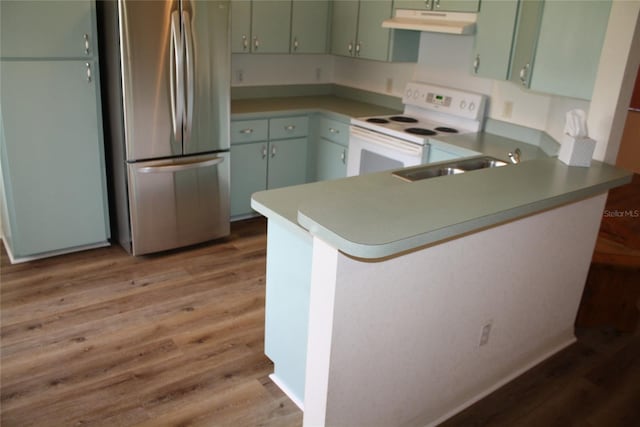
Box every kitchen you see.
[1,0,639,426]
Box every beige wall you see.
[616,110,640,173]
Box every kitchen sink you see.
[392,156,509,182]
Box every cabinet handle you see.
[284,125,296,131]
[329,127,339,134]
[83,33,90,55]
[425,0,432,8]
[341,150,346,164]
[473,54,480,74]
[242,34,248,51]
[355,42,361,56]
[262,145,267,159]
[435,0,440,8]
[253,37,259,51]
[519,63,530,86]
[348,42,353,54]
[240,128,254,134]
[293,37,299,51]
[85,62,92,83]
[271,145,276,158]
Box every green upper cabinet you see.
[291,0,330,54]
[251,0,292,53]
[231,0,292,53]
[331,0,419,62]
[357,0,393,61]
[509,0,612,100]
[471,0,519,79]
[231,0,251,53]
[330,0,360,57]
[393,0,479,13]
[0,0,96,58]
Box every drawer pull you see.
[284,125,296,131]
[271,146,276,158]
[262,145,267,159]
[240,128,254,134]
[329,127,339,134]
[341,150,346,163]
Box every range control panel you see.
[402,82,486,121]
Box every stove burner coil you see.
[366,118,390,124]
[434,126,459,133]
[405,128,437,136]
[389,116,418,123]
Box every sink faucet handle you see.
[508,148,521,164]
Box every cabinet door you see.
[356,0,392,61]
[251,0,291,53]
[331,0,359,57]
[393,0,478,12]
[435,0,479,12]
[0,0,95,58]
[394,0,431,10]
[230,142,268,217]
[472,0,519,79]
[231,0,251,53]
[316,139,347,181]
[509,0,544,88]
[267,138,308,190]
[0,60,108,257]
[530,0,611,100]
[291,0,330,54]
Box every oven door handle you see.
[350,126,423,156]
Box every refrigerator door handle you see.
[182,10,195,146]
[138,156,225,174]
[169,10,184,144]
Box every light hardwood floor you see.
[1,218,638,426]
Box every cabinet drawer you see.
[269,116,309,140]
[319,117,349,146]
[231,119,268,144]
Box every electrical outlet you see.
[315,67,322,81]
[479,321,492,346]
[502,101,513,119]
[236,69,244,83]
[386,78,393,94]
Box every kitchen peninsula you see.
[251,154,631,426]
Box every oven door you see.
[347,126,427,176]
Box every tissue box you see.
[558,135,595,167]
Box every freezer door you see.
[127,153,230,255]
[119,0,182,160]
[182,0,230,154]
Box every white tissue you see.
[563,109,588,138]
[558,109,595,167]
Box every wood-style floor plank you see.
[2,217,638,426]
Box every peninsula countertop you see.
[251,156,632,259]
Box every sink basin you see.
[392,156,509,182]
[453,157,509,171]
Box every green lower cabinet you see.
[230,118,309,218]
[267,138,308,189]
[0,60,109,259]
[316,138,347,181]
[230,142,268,217]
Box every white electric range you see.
[347,82,488,176]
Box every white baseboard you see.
[269,373,305,411]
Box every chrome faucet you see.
[508,148,521,164]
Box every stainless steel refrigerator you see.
[99,0,230,255]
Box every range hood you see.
[382,10,476,35]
